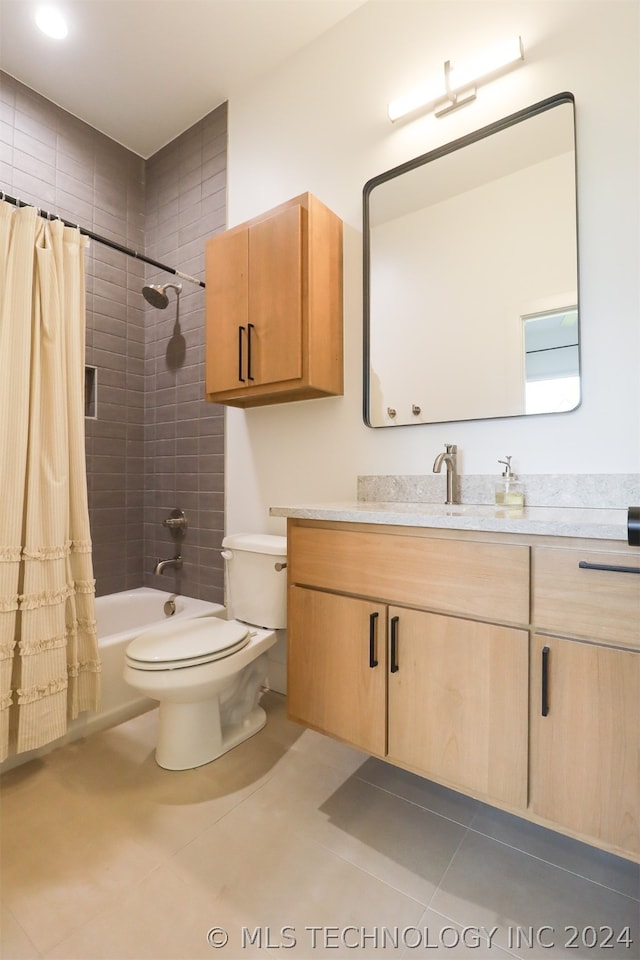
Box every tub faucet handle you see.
[163,509,187,537]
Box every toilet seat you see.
[125,618,251,671]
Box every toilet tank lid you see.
[222,533,287,556]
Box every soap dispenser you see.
[495,456,525,507]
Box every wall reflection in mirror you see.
[363,93,580,427]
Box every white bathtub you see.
[1,587,225,771]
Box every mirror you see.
[363,93,580,427]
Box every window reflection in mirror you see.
[364,93,580,427]
[524,307,580,414]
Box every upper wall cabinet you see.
[205,193,344,408]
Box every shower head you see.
[142,282,182,309]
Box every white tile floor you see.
[1,692,638,959]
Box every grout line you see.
[352,769,638,904]
[423,825,470,913]
[464,821,640,904]
[353,769,479,831]
[420,904,522,959]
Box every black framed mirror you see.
[363,92,580,427]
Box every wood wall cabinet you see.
[287,518,640,862]
[204,193,343,407]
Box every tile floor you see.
[1,693,638,960]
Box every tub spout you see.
[153,556,183,575]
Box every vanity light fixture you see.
[388,36,524,122]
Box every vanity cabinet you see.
[204,193,343,407]
[386,607,528,808]
[530,544,640,856]
[530,633,639,856]
[288,589,528,808]
[288,586,386,756]
[287,522,530,810]
[287,518,640,861]
[532,545,640,648]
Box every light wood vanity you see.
[283,511,640,863]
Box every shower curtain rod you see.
[0,191,206,289]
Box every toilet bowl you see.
[123,534,287,770]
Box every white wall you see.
[369,152,577,423]
[225,0,640,536]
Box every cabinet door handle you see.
[238,325,246,382]
[578,560,640,575]
[541,645,550,717]
[369,612,378,668]
[390,616,399,673]
[247,323,255,381]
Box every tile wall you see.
[0,71,226,602]
[144,106,227,603]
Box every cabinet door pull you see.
[369,612,378,668]
[390,616,399,673]
[247,323,255,381]
[238,325,246,382]
[541,645,550,717]
[578,560,640,575]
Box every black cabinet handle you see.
[390,616,399,673]
[369,612,378,668]
[247,323,255,381]
[541,645,550,717]
[578,560,640,575]
[238,325,245,382]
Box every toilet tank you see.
[221,534,287,629]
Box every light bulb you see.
[35,6,68,40]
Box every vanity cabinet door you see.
[387,607,529,808]
[287,586,387,755]
[530,633,640,857]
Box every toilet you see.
[123,534,287,770]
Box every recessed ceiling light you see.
[35,5,68,39]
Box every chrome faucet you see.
[432,443,458,505]
[153,556,183,576]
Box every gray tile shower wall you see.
[1,71,226,603]
[143,106,227,604]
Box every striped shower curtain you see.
[0,200,100,762]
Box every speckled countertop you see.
[269,501,633,541]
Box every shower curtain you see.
[0,200,100,762]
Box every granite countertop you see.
[269,501,632,541]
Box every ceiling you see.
[0,0,364,157]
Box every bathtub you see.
[1,587,225,771]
